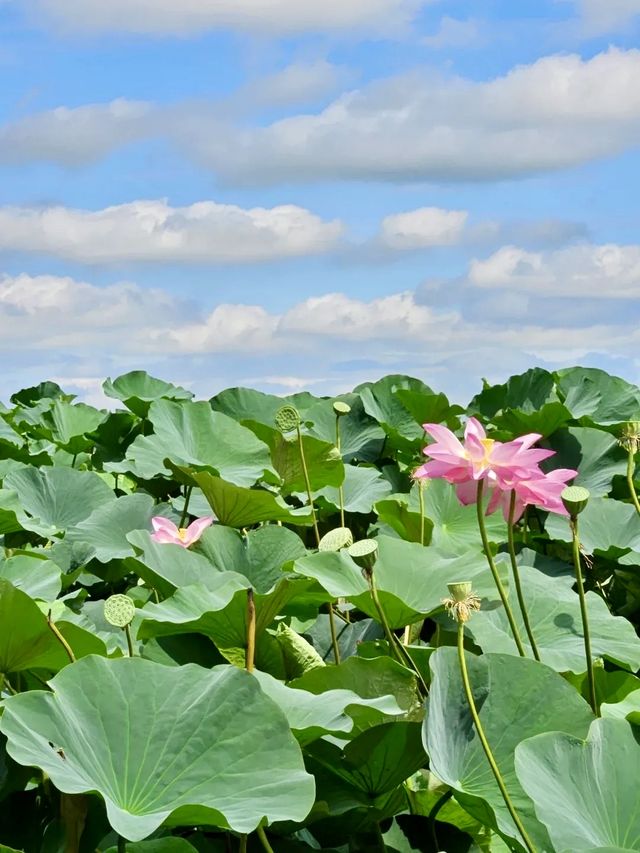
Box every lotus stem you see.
[245,588,256,674]
[569,517,598,715]
[507,491,540,661]
[256,825,275,853]
[238,834,247,853]
[47,611,76,664]
[295,422,320,546]
[124,624,135,658]
[418,477,426,546]
[335,413,345,528]
[475,480,526,657]
[179,485,193,528]
[626,443,640,519]
[117,836,126,853]
[428,789,453,851]
[456,621,537,853]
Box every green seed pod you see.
[275,405,300,432]
[104,594,136,628]
[447,581,473,603]
[561,486,590,517]
[347,538,379,571]
[318,527,353,552]
[333,401,351,416]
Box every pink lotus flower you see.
[150,516,213,548]
[414,418,554,489]
[414,418,577,519]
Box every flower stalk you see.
[622,424,640,518]
[476,480,526,657]
[245,588,256,674]
[507,490,540,661]
[47,610,76,664]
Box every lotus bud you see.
[104,594,136,628]
[620,421,640,454]
[275,405,300,432]
[561,486,590,517]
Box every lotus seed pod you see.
[104,594,136,628]
[621,421,640,453]
[561,486,590,517]
[347,538,379,571]
[275,405,301,432]
[318,527,354,552]
[333,401,351,416]
[447,581,473,603]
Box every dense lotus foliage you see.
[0,366,639,852]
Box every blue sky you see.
[0,0,639,406]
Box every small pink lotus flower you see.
[150,516,213,548]
[487,468,578,521]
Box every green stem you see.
[336,414,345,528]
[522,506,529,546]
[626,445,640,518]
[238,835,247,853]
[367,572,427,694]
[456,622,537,853]
[418,478,426,546]
[117,836,126,853]
[296,423,320,546]
[124,624,135,657]
[570,516,598,716]
[475,481,526,657]
[428,789,453,851]
[47,611,76,663]
[256,825,275,853]
[372,820,386,852]
[179,485,193,528]
[328,603,341,664]
[507,491,540,661]
[246,588,256,674]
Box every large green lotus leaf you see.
[67,493,156,563]
[291,655,421,719]
[305,395,386,462]
[555,367,640,425]
[469,368,559,420]
[3,465,114,536]
[0,579,106,673]
[250,423,344,494]
[293,535,503,628]
[469,567,640,672]
[125,530,232,595]
[210,386,318,427]
[121,399,273,486]
[126,530,222,597]
[546,496,640,557]
[424,649,594,851]
[394,388,464,431]
[601,689,640,724]
[375,493,434,545]
[315,465,393,514]
[515,718,640,852]
[0,657,315,840]
[40,400,107,453]
[0,552,61,600]
[105,841,199,853]
[308,721,426,801]
[138,578,311,676]
[0,416,23,448]
[0,489,32,534]
[252,670,403,745]
[186,471,313,528]
[422,479,507,555]
[544,427,627,497]
[194,524,307,594]
[102,370,193,417]
[354,375,432,452]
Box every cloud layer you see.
[0,200,344,263]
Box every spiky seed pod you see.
[443,581,481,623]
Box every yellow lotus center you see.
[177,528,188,541]
[465,437,495,468]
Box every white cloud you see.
[232,61,351,111]
[379,207,468,249]
[35,0,429,35]
[1,271,637,406]
[181,48,640,184]
[468,243,640,298]
[0,200,344,263]
[569,0,640,34]
[422,17,482,49]
[0,99,152,166]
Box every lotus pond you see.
[0,366,639,853]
